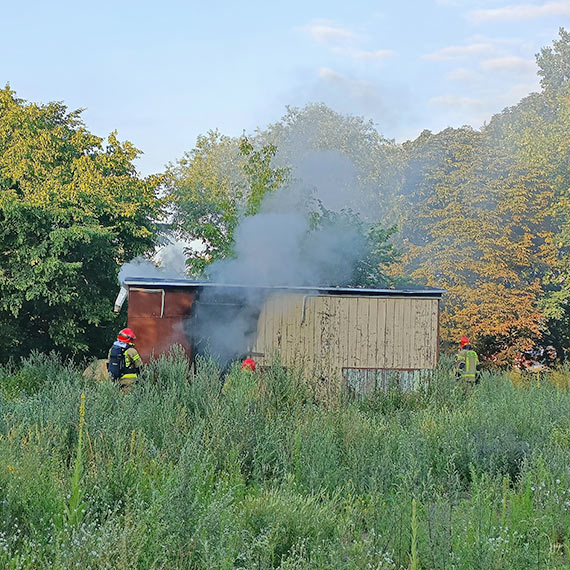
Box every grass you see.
[0,349,568,568]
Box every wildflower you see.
[7,466,14,473]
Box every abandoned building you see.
[114,277,444,392]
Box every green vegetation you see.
[166,132,290,275]
[0,351,568,569]
[0,86,164,362]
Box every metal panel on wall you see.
[253,294,440,376]
[127,288,195,361]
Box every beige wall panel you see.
[346,299,357,367]
[384,299,396,369]
[338,297,350,369]
[412,299,430,369]
[254,293,440,373]
[317,297,328,371]
[358,297,370,367]
[329,297,343,370]
[427,299,437,366]
[368,298,379,366]
[282,296,293,363]
[376,298,387,368]
[390,299,401,368]
[397,297,415,368]
[303,297,315,373]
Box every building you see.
[115,277,444,392]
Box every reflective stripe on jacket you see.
[456,348,479,381]
[122,347,141,378]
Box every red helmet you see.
[241,358,256,371]
[118,328,136,343]
[459,336,470,347]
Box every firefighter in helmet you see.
[107,328,142,394]
[455,336,479,384]
[241,357,256,372]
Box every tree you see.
[398,125,555,362]
[255,103,404,226]
[0,87,163,361]
[305,202,399,287]
[536,27,570,91]
[495,28,570,353]
[167,131,288,275]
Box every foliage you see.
[536,27,570,91]
[0,353,569,568]
[306,201,399,287]
[0,87,163,361]
[167,131,289,275]
[397,126,552,359]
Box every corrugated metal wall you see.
[252,294,439,377]
[128,288,195,361]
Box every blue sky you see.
[1,0,568,175]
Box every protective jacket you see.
[456,345,479,382]
[107,341,141,392]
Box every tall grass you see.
[0,350,568,568]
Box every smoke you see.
[191,148,378,368]
[205,148,372,287]
[294,150,360,213]
[117,241,188,284]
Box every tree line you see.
[1,29,569,364]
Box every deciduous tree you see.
[167,131,288,275]
[0,87,163,360]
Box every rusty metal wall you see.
[127,288,195,361]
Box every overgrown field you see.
[0,351,569,569]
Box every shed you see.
[116,278,444,392]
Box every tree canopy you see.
[0,87,164,361]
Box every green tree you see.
[0,87,163,361]
[306,201,399,287]
[167,131,288,275]
[256,103,404,225]
[500,28,570,352]
[536,27,570,91]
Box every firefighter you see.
[455,336,479,384]
[241,357,256,372]
[107,328,142,394]
[221,357,257,396]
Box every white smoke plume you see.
[192,148,381,367]
[117,241,188,284]
[205,148,372,288]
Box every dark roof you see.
[122,276,445,298]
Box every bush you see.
[0,352,568,568]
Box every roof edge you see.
[122,276,445,297]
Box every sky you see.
[1,0,568,176]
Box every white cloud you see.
[302,19,393,62]
[469,1,570,22]
[317,67,379,99]
[446,68,483,82]
[430,94,488,109]
[480,56,536,74]
[318,67,344,81]
[302,22,356,45]
[424,42,497,60]
[333,47,395,61]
